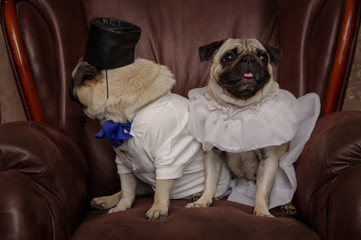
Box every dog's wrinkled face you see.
[200,38,281,102]
[217,42,271,99]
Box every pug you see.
[186,38,298,217]
[69,58,231,220]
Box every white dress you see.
[187,86,320,208]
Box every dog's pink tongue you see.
[243,73,254,78]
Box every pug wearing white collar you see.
[186,38,302,217]
[69,18,230,220]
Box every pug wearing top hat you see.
[69,18,230,220]
[186,38,301,217]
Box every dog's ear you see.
[73,62,99,86]
[260,42,282,67]
[199,39,225,62]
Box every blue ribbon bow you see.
[95,120,133,147]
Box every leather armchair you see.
[0,0,360,239]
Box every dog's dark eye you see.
[82,74,94,82]
[258,53,268,65]
[221,52,236,66]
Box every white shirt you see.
[187,87,320,208]
[114,92,230,199]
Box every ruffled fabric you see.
[188,87,300,152]
[187,87,320,208]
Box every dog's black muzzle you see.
[219,55,270,99]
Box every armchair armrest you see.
[0,121,89,240]
[294,111,361,240]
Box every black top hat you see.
[83,18,141,69]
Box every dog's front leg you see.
[108,173,137,213]
[186,150,223,208]
[254,144,288,217]
[145,179,175,220]
[253,158,278,217]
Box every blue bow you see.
[95,120,133,147]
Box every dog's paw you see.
[185,202,207,208]
[107,200,132,213]
[145,206,168,220]
[189,192,203,203]
[91,192,121,210]
[280,202,297,216]
[185,198,212,208]
[91,197,117,210]
[253,207,274,217]
[254,212,274,217]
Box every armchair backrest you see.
[2,0,360,136]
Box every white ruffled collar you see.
[187,87,300,152]
[204,88,279,118]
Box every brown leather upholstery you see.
[294,111,361,240]
[1,0,361,239]
[0,122,88,239]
